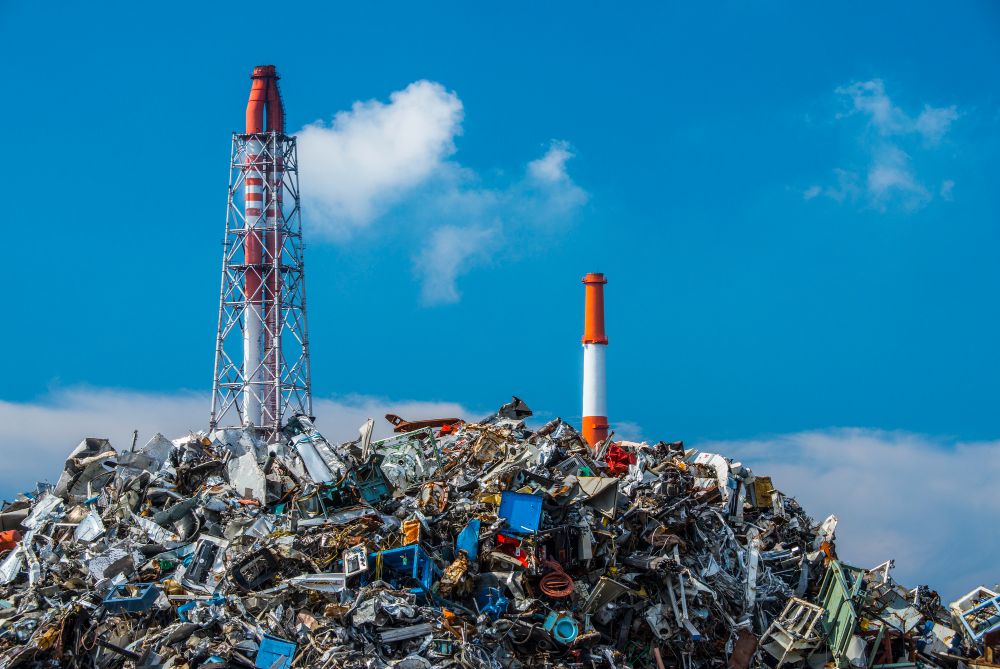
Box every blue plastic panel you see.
[499,491,542,535]
[256,635,296,669]
[456,519,481,560]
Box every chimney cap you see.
[251,65,279,79]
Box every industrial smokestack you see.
[581,272,608,447]
[241,65,284,429]
[210,65,312,439]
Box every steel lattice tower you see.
[210,66,312,438]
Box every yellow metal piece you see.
[752,476,776,508]
[162,579,185,596]
[34,626,60,651]
[402,519,421,545]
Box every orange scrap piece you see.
[0,530,20,551]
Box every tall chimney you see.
[210,65,312,439]
[582,272,609,447]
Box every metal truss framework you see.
[210,131,311,438]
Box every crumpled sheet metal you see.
[0,397,994,669]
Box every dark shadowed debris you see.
[0,398,996,669]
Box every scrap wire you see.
[539,558,575,598]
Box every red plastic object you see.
[605,442,636,475]
[437,422,462,437]
[0,530,21,551]
[495,533,530,567]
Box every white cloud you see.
[406,141,587,304]
[867,144,931,210]
[610,420,645,442]
[835,79,959,145]
[0,388,207,494]
[0,387,475,498]
[703,428,1000,600]
[804,168,862,204]
[915,104,961,145]
[415,224,499,305]
[297,80,464,238]
[810,79,959,212]
[940,179,955,200]
[297,83,587,304]
[836,79,907,134]
[528,139,575,183]
[519,140,589,221]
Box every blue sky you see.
[2,1,999,596]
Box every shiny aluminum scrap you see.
[0,396,995,669]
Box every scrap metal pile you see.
[1,398,998,669]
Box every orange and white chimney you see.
[582,272,609,447]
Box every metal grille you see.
[210,131,311,438]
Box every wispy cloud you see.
[807,79,959,211]
[703,428,1000,600]
[835,79,959,145]
[297,83,587,305]
[415,224,499,305]
[940,179,955,200]
[803,168,862,204]
[0,387,475,498]
[521,140,589,222]
[411,140,588,305]
[528,139,576,183]
[914,105,961,145]
[866,144,931,211]
[609,419,645,442]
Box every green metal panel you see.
[817,560,867,668]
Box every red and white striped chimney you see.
[582,272,609,447]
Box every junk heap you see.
[1,398,997,669]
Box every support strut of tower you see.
[210,65,312,439]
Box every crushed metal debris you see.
[0,397,995,669]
